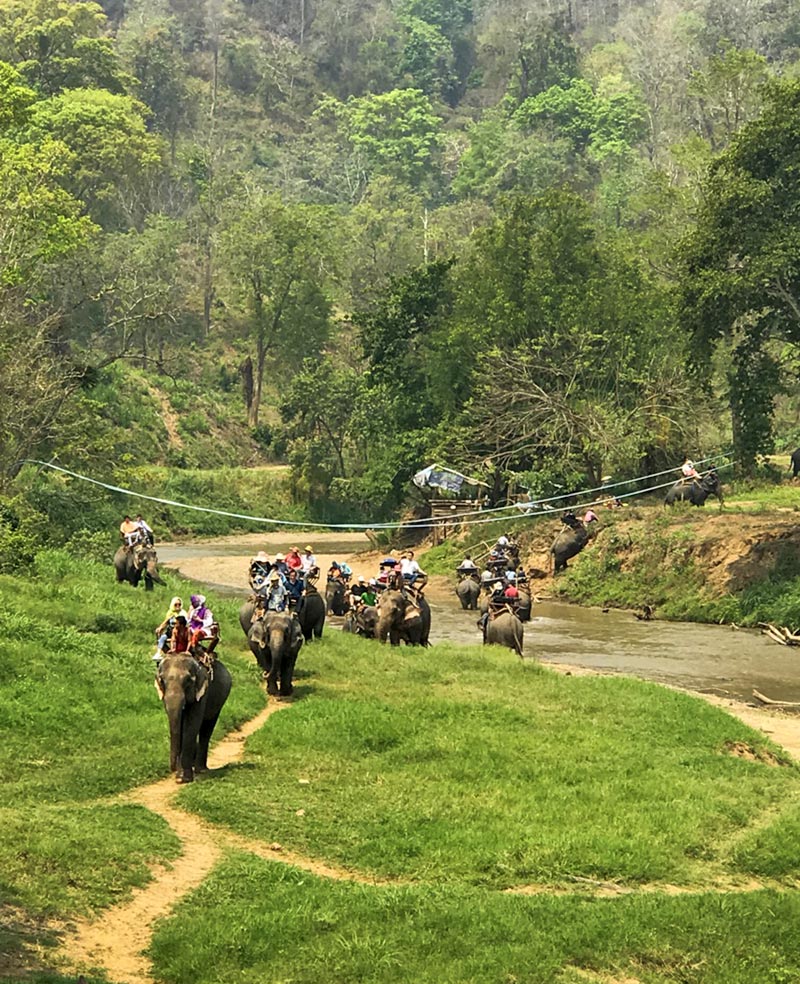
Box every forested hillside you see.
[3,0,800,551]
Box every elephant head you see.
[133,543,164,587]
[252,612,302,696]
[156,654,209,778]
[376,588,405,644]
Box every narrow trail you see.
[59,702,280,984]
[58,683,800,984]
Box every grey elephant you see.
[155,653,232,784]
[456,576,481,610]
[248,611,303,697]
[343,604,378,638]
[483,610,524,656]
[376,588,431,646]
[551,526,590,574]
[298,583,325,641]
[664,471,723,506]
[325,578,348,616]
[114,542,163,590]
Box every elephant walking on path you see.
[156,654,232,784]
[377,588,431,646]
[248,612,303,697]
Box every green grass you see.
[0,550,264,951]
[6,550,800,981]
[179,633,800,889]
[149,858,800,984]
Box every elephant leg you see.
[195,712,221,773]
[280,653,298,698]
[266,656,281,696]
[144,574,154,591]
[389,627,401,646]
[178,712,201,783]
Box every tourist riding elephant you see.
[664,471,723,507]
[551,525,590,574]
[248,611,303,697]
[298,583,325,641]
[155,653,232,784]
[326,578,348,616]
[376,588,431,646]
[483,610,524,656]
[456,576,481,610]
[114,542,163,591]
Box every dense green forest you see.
[3,0,800,557]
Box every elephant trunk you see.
[147,560,164,584]
[164,693,185,773]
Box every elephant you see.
[479,591,491,616]
[551,525,590,574]
[345,604,378,638]
[456,576,481,610]
[326,578,348,616]
[376,588,431,646]
[114,542,163,591]
[155,653,232,784]
[664,470,723,507]
[248,611,303,697]
[791,448,800,478]
[298,584,325,641]
[239,599,257,637]
[483,610,524,657]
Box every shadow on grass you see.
[0,894,82,984]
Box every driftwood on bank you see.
[758,622,800,647]
[752,689,800,708]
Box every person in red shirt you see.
[286,546,303,571]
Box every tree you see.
[0,0,130,95]
[220,192,334,427]
[25,87,165,228]
[680,79,800,472]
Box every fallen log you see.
[759,622,800,646]
[752,689,800,708]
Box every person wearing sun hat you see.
[273,552,289,577]
[265,569,288,612]
[286,546,303,571]
[249,551,271,593]
[301,545,316,573]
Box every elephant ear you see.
[154,674,166,701]
[193,664,209,702]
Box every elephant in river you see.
[483,610,524,656]
[298,583,325,641]
[248,611,303,697]
[551,525,590,574]
[664,471,723,507]
[456,576,481,610]
[517,588,532,623]
[376,588,431,646]
[156,653,232,784]
[326,578,348,616]
[114,542,163,590]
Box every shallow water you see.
[160,539,800,704]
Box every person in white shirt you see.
[301,545,316,573]
[400,550,425,586]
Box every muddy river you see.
[159,534,800,704]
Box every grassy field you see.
[4,552,800,982]
[0,551,264,975]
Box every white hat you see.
[255,551,269,562]
[369,578,377,586]
[493,581,503,590]
[275,553,285,560]
[269,570,281,582]
[358,575,366,582]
